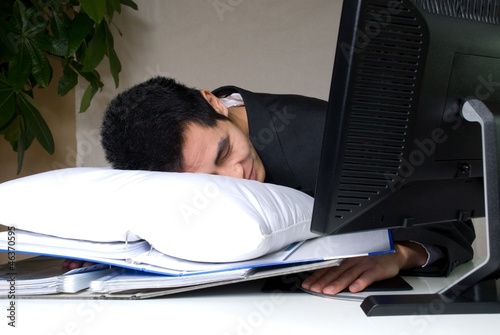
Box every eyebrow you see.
[215,136,230,165]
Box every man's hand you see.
[301,241,428,295]
[61,259,96,269]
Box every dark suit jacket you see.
[213,86,475,276]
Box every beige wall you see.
[76,0,342,166]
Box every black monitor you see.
[311,0,500,315]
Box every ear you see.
[200,89,229,116]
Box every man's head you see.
[101,76,265,181]
[101,77,227,172]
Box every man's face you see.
[181,119,266,182]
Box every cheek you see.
[245,140,257,158]
[233,133,252,155]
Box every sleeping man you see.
[66,76,475,296]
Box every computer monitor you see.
[311,0,500,315]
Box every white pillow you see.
[0,168,318,262]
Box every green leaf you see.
[23,7,48,38]
[12,116,33,174]
[74,64,104,93]
[106,0,122,15]
[107,46,121,88]
[25,39,52,88]
[2,112,28,173]
[16,141,25,174]
[79,0,107,23]
[81,21,106,72]
[50,10,68,40]
[44,10,69,56]
[67,12,94,56]
[13,0,27,32]
[46,35,69,57]
[7,43,32,91]
[0,22,19,55]
[3,113,23,143]
[120,0,138,10]
[1,112,35,173]
[79,83,98,113]
[18,92,54,154]
[103,23,121,87]
[0,76,16,129]
[21,118,35,150]
[57,64,78,96]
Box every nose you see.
[217,162,244,179]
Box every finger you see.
[82,261,96,267]
[320,266,366,295]
[62,259,97,269]
[309,257,376,294]
[69,260,84,269]
[347,276,373,293]
[303,263,359,293]
[61,259,73,268]
[62,259,84,269]
[347,260,400,293]
[301,264,349,291]
[301,267,332,289]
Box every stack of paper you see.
[0,228,394,299]
[0,256,114,295]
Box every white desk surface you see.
[1,274,499,335]
[3,220,499,335]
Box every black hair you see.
[100,76,228,171]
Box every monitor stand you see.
[361,99,500,316]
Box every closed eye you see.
[222,142,232,162]
[215,136,230,165]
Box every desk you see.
[2,219,499,334]
[1,275,499,335]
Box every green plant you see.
[0,0,138,173]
